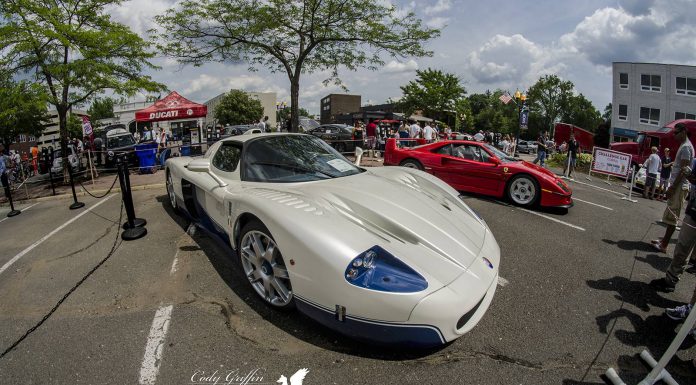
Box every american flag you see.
[499,92,512,104]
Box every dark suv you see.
[307,124,356,154]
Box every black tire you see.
[335,142,346,154]
[238,220,295,310]
[506,174,540,207]
[166,170,178,211]
[400,159,424,170]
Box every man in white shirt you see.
[474,131,485,142]
[423,123,434,142]
[643,146,662,199]
[408,121,421,146]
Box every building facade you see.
[204,91,277,129]
[320,94,361,124]
[36,109,89,149]
[611,62,696,142]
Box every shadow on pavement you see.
[587,276,681,312]
[155,194,447,360]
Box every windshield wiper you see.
[250,161,337,178]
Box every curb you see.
[1,183,166,207]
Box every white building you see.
[36,109,89,149]
[611,62,696,142]
[204,91,277,129]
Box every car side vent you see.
[250,189,323,215]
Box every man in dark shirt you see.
[659,148,673,200]
[533,131,548,166]
[565,134,579,178]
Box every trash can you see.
[180,145,191,157]
[135,143,157,174]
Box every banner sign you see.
[82,116,93,136]
[591,147,632,178]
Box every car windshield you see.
[107,134,135,148]
[483,144,516,163]
[244,135,363,183]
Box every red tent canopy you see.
[135,91,208,122]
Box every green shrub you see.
[547,153,593,172]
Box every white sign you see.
[591,147,632,178]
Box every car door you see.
[191,141,243,230]
[439,143,503,194]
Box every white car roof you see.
[218,132,306,144]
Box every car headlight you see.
[345,246,428,293]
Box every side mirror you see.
[491,157,501,165]
[187,159,210,173]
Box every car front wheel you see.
[166,171,178,210]
[239,220,294,309]
[400,159,424,170]
[507,174,539,207]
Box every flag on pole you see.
[499,92,512,104]
[82,116,95,150]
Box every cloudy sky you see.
[108,0,696,114]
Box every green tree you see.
[0,0,164,178]
[0,76,51,151]
[155,0,439,132]
[398,68,466,122]
[603,102,612,125]
[66,113,83,140]
[278,106,310,123]
[214,90,264,126]
[468,90,518,135]
[87,97,116,123]
[526,75,574,137]
[560,93,601,132]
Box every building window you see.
[640,107,660,126]
[641,74,661,92]
[618,104,628,121]
[619,73,629,89]
[675,111,696,120]
[676,76,696,96]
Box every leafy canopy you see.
[155,0,439,130]
[0,75,51,149]
[87,97,116,123]
[214,90,264,126]
[398,68,466,121]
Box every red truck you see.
[610,119,696,169]
[554,122,594,153]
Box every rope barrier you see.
[79,174,120,199]
[0,198,124,360]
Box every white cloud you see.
[107,0,174,37]
[424,0,451,15]
[382,59,419,74]
[426,17,449,29]
[465,34,547,86]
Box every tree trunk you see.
[58,106,70,184]
[290,77,300,133]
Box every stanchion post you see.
[117,157,146,240]
[621,169,638,203]
[121,157,146,230]
[2,174,21,217]
[48,168,56,196]
[67,164,85,210]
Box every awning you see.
[612,127,638,138]
[135,91,208,122]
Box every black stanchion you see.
[117,158,146,240]
[48,168,56,196]
[2,174,21,217]
[67,165,85,210]
[121,159,146,230]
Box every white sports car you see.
[165,133,500,347]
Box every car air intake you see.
[456,295,485,330]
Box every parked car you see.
[307,124,356,153]
[242,128,264,135]
[384,138,572,208]
[516,140,538,154]
[165,133,499,347]
[222,125,253,138]
[51,145,81,174]
[104,128,138,168]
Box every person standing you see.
[643,146,662,199]
[352,121,364,148]
[533,131,548,166]
[93,136,103,166]
[659,148,673,200]
[366,119,377,150]
[651,151,696,294]
[650,123,694,256]
[423,122,434,143]
[0,150,7,189]
[565,134,579,178]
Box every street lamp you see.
[513,90,527,157]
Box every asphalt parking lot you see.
[1,163,696,385]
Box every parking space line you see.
[519,208,586,231]
[573,198,613,211]
[0,196,114,277]
[138,305,173,385]
[568,179,625,196]
[0,202,40,224]
[497,276,509,287]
